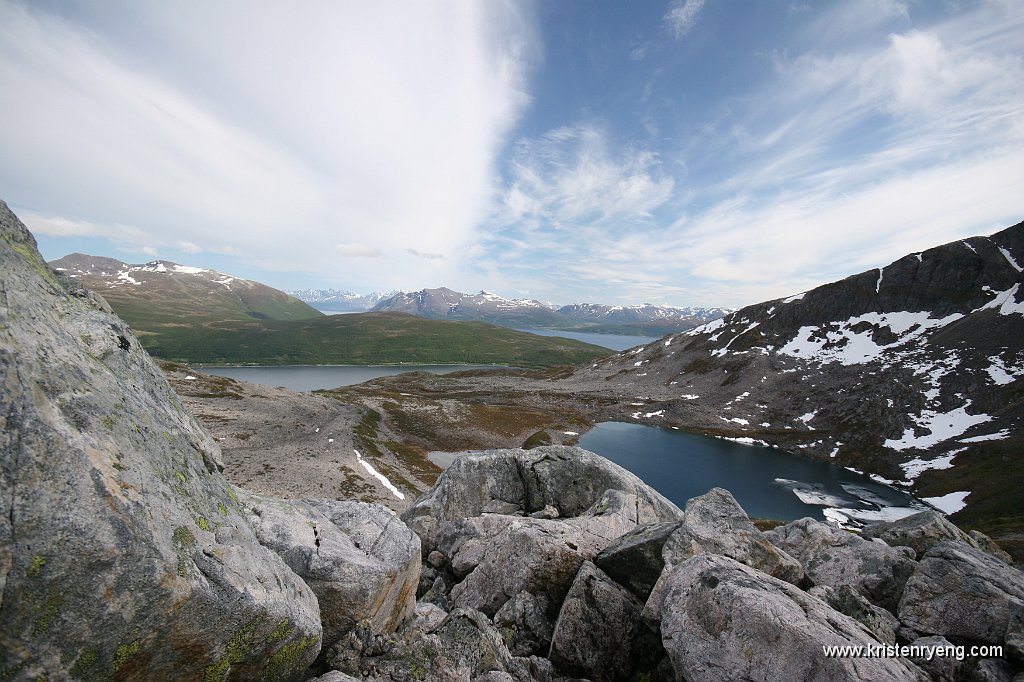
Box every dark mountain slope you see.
[573,221,1024,546]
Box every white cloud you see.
[665,0,706,38]
[0,1,539,291]
[502,124,674,229]
[336,243,383,259]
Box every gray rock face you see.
[659,554,927,682]
[907,636,958,682]
[401,446,683,553]
[861,510,983,560]
[808,584,899,645]
[0,201,321,679]
[898,541,1024,645]
[440,515,605,617]
[238,491,420,653]
[667,487,804,584]
[548,561,658,682]
[765,517,917,612]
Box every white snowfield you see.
[884,401,992,451]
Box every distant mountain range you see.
[287,288,397,313]
[575,220,1024,544]
[287,286,729,335]
[47,253,607,368]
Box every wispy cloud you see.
[665,0,707,38]
[0,1,539,290]
[336,243,383,259]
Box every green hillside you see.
[133,312,610,368]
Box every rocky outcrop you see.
[766,517,918,612]
[659,554,926,682]
[898,541,1024,645]
[547,561,659,681]
[862,511,987,560]
[236,490,420,654]
[401,446,683,554]
[0,200,321,679]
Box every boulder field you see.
[2,198,1023,681]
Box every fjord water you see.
[199,364,500,391]
[579,422,922,522]
[517,328,659,350]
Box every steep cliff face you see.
[0,201,323,680]
[575,221,1024,538]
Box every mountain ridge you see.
[571,220,1023,540]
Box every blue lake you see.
[199,364,501,392]
[578,422,926,523]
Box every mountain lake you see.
[198,363,504,391]
[578,421,929,525]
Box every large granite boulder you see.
[437,514,605,617]
[861,511,984,560]
[0,201,322,679]
[765,517,917,612]
[237,491,420,654]
[898,541,1024,645]
[665,487,803,584]
[401,446,683,554]
[547,561,660,682]
[659,554,927,682]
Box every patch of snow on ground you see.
[974,284,1024,316]
[923,491,969,514]
[986,356,1023,385]
[783,292,805,303]
[798,410,817,424]
[172,265,206,274]
[778,311,963,365]
[884,402,992,451]
[117,272,141,285]
[998,246,1022,272]
[870,473,899,485]
[830,506,924,524]
[719,416,749,425]
[644,410,664,418]
[681,394,699,400]
[184,375,196,380]
[960,429,1010,443]
[900,451,960,481]
[354,449,405,500]
[630,412,642,419]
[563,431,579,436]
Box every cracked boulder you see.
[898,541,1024,645]
[237,491,420,656]
[400,446,683,554]
[765,517,917,612]
[659,554,927,682]
[0,200,321,680]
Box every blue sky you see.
[2,1,1022,308]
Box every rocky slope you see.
[569,221,1024,546]
[1,201,419,680]
[3,199,1022,680]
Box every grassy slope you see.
[121,310,610,368]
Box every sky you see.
[2,0,1023,309]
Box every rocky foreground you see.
[2,198,1023,682]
